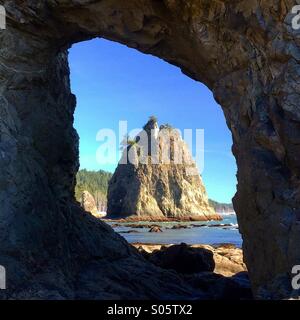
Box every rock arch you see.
[0,0,299,299]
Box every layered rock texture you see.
[1,0,300,299]
[107,119,219,221]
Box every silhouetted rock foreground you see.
[0,205,203,300]
[1,0,300,299]
[134,243,252,300]
[107,119,220,221]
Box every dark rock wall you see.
[0,0,299,299]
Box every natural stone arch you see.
[0,0,299,299]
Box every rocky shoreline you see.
[107,220,239,234]
[133,243,246,277]
[109,221,237,228]
[103,214,223,223]
[130,243,252,300]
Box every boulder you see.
[135,243,252,299]
[148,243,215,274]
[80,191,98,217]
[134,243,246,277]
[149,226,163,233]
[170,225,190,230]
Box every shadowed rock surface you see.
[107,119,219,221]
[0,0,300,299]
[135,243,252,300]
[146,243,215,274]
[185,272,253,300]
[135,243,247,277]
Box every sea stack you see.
[81,190,98,216]
[107,117,221,221]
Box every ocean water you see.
[108,215,242,248]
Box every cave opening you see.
[2,1,297,299]
[69,38,240,248]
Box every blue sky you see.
[69,38,237,203]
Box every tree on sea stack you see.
[107,118,220,222]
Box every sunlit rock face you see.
[107,119,219,221]
[0,0,300,299]
[81,191,98,216]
